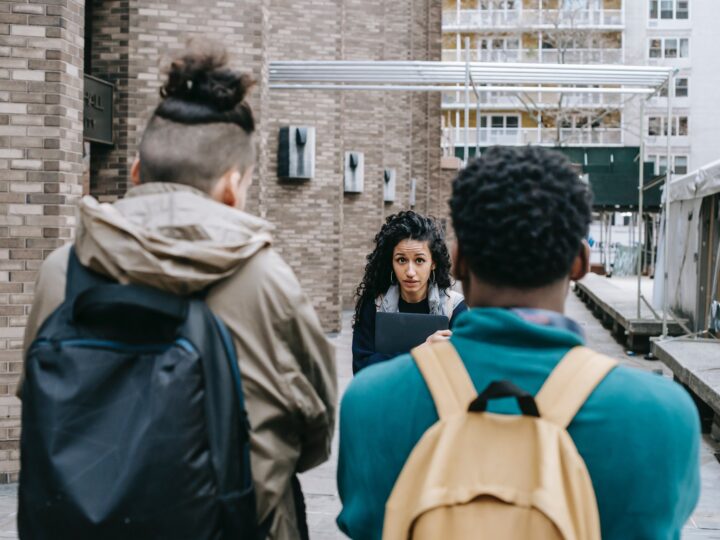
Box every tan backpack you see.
[382,341,617,540]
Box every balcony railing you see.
[442,90,623,108]
[442,8,623,30]
[442,48,623,64]
[442,127,623,148]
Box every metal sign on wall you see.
[83,75,114,145]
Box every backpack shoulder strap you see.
[411,341,477,420]
[65,246,111,300]
[535,346,618,429]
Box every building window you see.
[679,38,689,57]
[660,0,673,18]
[649,39,662,58]
[675,77,689,97]
[674,155,688,174]
[648,117,662,136]
[648,155,688,175]
[678,116,688,135]
[480,114,520,131]
[649,0,658,18]
[664,38,678,58]
[479,0,517,9]
[659,77,688,97]
[649,0,689,20]
[677,0,689,18]
[647,116,689,136]
[648,37,689,58]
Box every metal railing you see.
[442,8,623,30]
[442,127,623,148]
[442,89,623,108]
[441,48,622,64]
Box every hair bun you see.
[161,44,255,112]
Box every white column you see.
[637,101,645,319]
[662,71,675,337]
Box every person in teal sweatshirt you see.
[336,145,700,540]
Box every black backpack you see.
[19,248,267,539]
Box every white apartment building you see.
[442,0,720,176]
[625,0,720,177]
[442,0,626,150]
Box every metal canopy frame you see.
[270,59,677,336]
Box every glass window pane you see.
[678,116,688,135]
[648,117,662,136]
[507,39,520,49]
[679,38,689,57]
[659,156,668,175]
[649,39,662,58]
[506,117,519,128]
[665,38,678,58]
[677,0,689,18]
[491,116,504,128]
[660,0,673,18]
[649,0,659,19]
[659,84,668,97]
[480,116,487,128]
[675,156,688,174]
[675,78,688,97]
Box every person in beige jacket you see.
[20,46,337,539]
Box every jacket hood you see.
[74,183,273,295]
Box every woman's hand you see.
[425,329,452,344]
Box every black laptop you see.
[374,312,449,356]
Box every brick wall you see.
[264,0,344,331]
[0,0,441,478]
[339,0,386,308]
[0,0,85,482]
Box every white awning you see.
[668,158,720,203]
[269,61,674,93]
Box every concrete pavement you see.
[301,292,720,539]
[0,292,716,538]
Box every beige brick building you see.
[0,1,443,480]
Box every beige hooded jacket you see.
[21,182,338,539]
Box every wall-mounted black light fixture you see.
[384,168,396,203]
[344,151,364,193]
[278,126,315,180]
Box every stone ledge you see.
[652,338,720,438]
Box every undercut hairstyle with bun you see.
[138,42,256,192]
[450,145,592,288]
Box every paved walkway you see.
[301,292,720,539]
[0,293,717,538]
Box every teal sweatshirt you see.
[337,308,700,540]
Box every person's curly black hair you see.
[353,211,453,326]
[450,145,592,288]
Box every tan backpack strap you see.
[536,346,618,429]
[411,341,477,420]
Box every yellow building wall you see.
[443,34,457,49]
[523,32,539,49]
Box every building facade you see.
[0,0,442,481]
[625,0,720,177]
[441,0,626,151]
[441,0,720,175]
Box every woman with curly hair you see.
[352,211,466,374]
